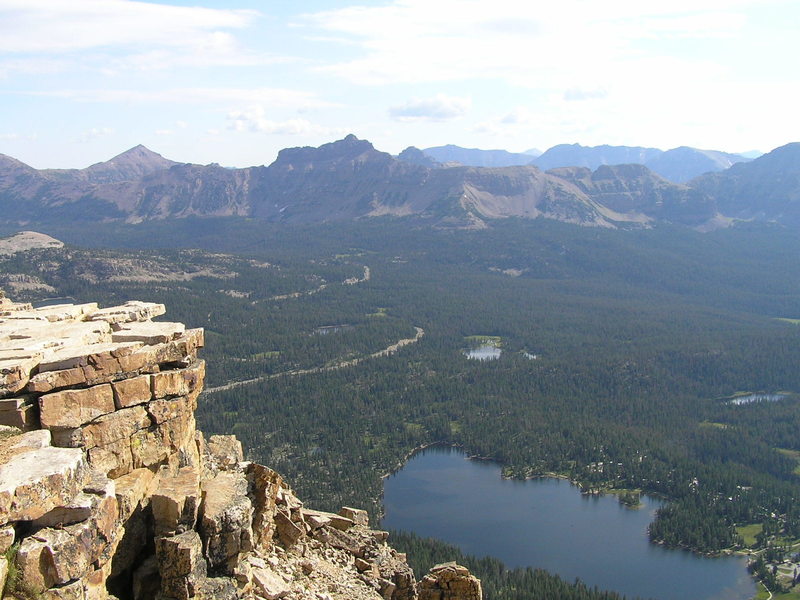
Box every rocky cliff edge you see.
[0,297,481,600]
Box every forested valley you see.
[4,217,800,597]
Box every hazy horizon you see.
[1,0,797,168]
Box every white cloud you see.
[389,94,470,121]
[78,127,114,142]
[303,0,773,88]
[563,88,608,102]
[21,87,334,110]
[227,106,333,136]
[0,0,257,53]
[0,1,287,75]
[473,108,539,135]
[155,129,173,136]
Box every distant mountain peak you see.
[84,145,178,184]
[102,144,171,164]
[397,146,440,168]
[422,144,538,168]
[271,135,386,168]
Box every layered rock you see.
[0,299,480,599]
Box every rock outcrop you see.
[0,297,480,599]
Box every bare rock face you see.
[418,563,483,600]
[0,299,482,600]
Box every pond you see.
[464,344,502,361]
[727,393,786,405]
[313,325,352,335]
[382,447,755,600]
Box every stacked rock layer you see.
[0,298,481,600]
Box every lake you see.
[382,448,755,600]
[727,393,786,405]
[464,344,502,360]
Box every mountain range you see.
[414,143,754,183]
[0,135,797,230]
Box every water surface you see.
[464,344,502,360]
[728,393,786,405]
[383,448,754,600]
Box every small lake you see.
[464,344,502,361]
[728,393,786,405]
[313,325,352,335]
[382,448,755,600]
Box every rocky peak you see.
[271,135,392,171]
[0,297,481,600]
[84,145,179,184]
[396,147,440,169]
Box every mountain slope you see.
[690,143,800,225]
[645,147,750,183]
[534,143,750,184]
[534,144,663,171]
[423,144,537,167]
[0,136,798,231]
[552,164,716,225]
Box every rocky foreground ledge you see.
[0,297,481,600]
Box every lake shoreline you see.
[382,446,757,600]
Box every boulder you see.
[251,566,291,599]
[0,351,40,397]
[0,395,40,430]
[0,443,87,522]
[274,508,304,548]
[16,515,114,592]
[151,465,201,536]
[418,562,482,600]
[156,530,207,600]
[246,462,282,550]
[0,523,15,553]
[114,467,156,521]
[199,470,253,573]
[207,434,244,469]
[339,506,369,527]
[89,300,166,325]
[112,320,185,344]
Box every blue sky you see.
[1,0,799,168]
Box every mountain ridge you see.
[0,136,797,231]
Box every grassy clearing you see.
[250,351,280,359]
[368,307,388,317]
[766,587,800,600]
[700,421,729,430]
[777,318,800,325]
[737,524,763,547]
[464,335,502,346]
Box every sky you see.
[1,0,799,169]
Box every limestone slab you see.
[151,360,205,399]
[0,444,87,522]
[113,468,155,521]
[199,471,253,573]
[89,301,166,325]
[112,320,185,344]
[151,465,201,536]
[111,374,152,409]
[39,384,115,430]
[252,567,290,600]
